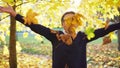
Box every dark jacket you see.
[15,14,120,68]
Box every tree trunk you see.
[117,8,120,51]
[110,7,120,51]
[9,5,17,68]
[118,30,120,51]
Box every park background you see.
[0,0,120,68]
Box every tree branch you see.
[0,15,10,21]
[16,2,29,7]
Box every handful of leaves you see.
[23,9,39,25]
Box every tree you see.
[111,7,120,51]
[118,30,120,51]
[115,7,120,51]
[9,4,17,68]
[0,0,71,68]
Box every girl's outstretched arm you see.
[0,5,57,42]
[86,22,120,43]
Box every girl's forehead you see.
[64,13,74,20]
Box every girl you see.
[0,5,120,68]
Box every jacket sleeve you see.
[15,14,57,42]
[86,22,120,43]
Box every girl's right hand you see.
[0,4,16,17]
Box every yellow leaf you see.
[6,31,10,36]
[3,45,9,55]
[115,56,120,60]
[104,18,110,30]
[60,13,85,45]
[85,26,95,40]
[0,34,5,42]
[109,32,117,40]
[23,32,29,38]
[64,13,85,32]
[16,41,22,53]
[87,33,95,40]
[72,13,85,27]
[23,9,39,25]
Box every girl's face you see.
[62,13,74,33]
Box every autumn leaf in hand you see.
[23,9,39,25]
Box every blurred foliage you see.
[0,0,120,41]
[0,0,120,42]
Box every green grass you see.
[4,32,118,56]
[17,34,52,55]
[5,33,52,46]
[5,33,52,56]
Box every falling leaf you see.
[23,9,39,25]
[16,41,22,53]
[3,45,9,55]
[85,26,95,40]
[105,18,110,30]
[58,13,85,45]
[109,32,117,40]
[23,32,29,38]
[102,36,111,45]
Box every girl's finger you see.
[0,6,3,12]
